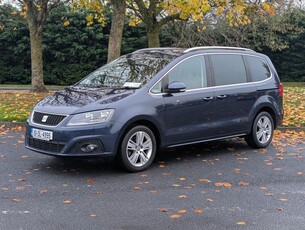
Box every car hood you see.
[34,86,135,114]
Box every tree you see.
[2,0,63,92]
[167,3,300,51]
[107,0,126,62]
[0,4,31,84]
[25,0,65,92]
[79,0,277,49]
[126,0,276,47]
[72,0,126,63]
[265,8,305,81]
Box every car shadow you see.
[32,137,250,176]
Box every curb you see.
[0,122,27,128]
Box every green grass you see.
[283,82,305,87]
[0,84,66,89]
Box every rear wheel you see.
[246,112,274,148]
[119,125,156,172]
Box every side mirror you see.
[165,81,186,94]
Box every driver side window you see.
[167,56,206,90]
[151,55,207,94]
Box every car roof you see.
[133,46,255,55]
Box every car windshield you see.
[76,50,182,89]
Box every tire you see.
[119,125,156,172]
[246,112,274,148]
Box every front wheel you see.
[119,125,156,172]
[246,112,274,148]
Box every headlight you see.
[67,109,114,126]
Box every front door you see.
[152,55,215,146]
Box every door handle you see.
[203,96,214,101]
[217,95,227,99]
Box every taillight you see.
[279,83,283,97]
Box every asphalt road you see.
[1,129,305,230]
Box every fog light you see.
[81,144,98,153]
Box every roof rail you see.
[133,48,183,53]
[184,46,254,53]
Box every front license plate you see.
[31,128,53,141]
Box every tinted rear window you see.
[210,54,247,86]
[245,56,271,82]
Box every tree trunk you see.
[28,26,47,92]
[147,26,160,48]
[107,0,126,63]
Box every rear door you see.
[208,54,257,137]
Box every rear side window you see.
[245,56,271,82]
[210,54,247,86]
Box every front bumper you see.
[24,121,122,158]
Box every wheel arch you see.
[253,106,277,129]
[114,118,163,157]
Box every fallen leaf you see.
[194,209,204,214]
[178,210,187,214]
[236,221,246,225]
[179,195,187,198]
[179,178,186,181]
[198,178,211,182]
[172,184,181,187]
[63,200,72,204]
[169,214,181,219]
[86,179,94,183]
[92,191,102,195]
[223,183,232,188]
[133,186,141,190]
[215,182,224,187]
[15,186,25,190]
[207,198,214,202]
[265,193,274,196]
[159,208,169,212]
[238,182,249,186]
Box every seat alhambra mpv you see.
[25,46,284,172]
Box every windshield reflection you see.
[76,50,181,88]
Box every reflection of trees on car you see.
[78,50,182,88]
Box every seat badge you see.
[41,115,49,123]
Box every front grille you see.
[33,111,67,126]
[28,137,65,153]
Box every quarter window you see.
[245,56,271,82]
[210,54,247,86]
